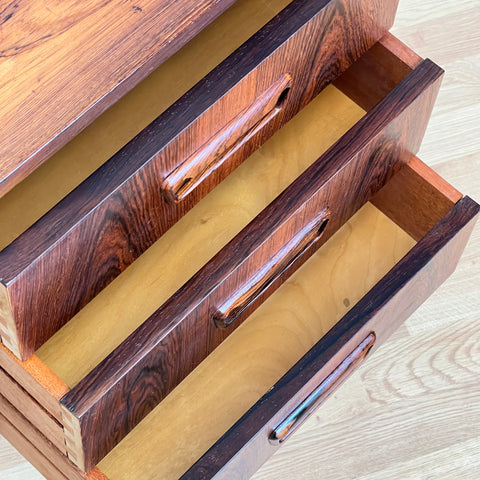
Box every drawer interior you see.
[35,83,365,387]
[0,23,448,480]
[0,20,430,418]
[0,0,292,251]
[97,201,416,480]
[32,32,423,388]
[0,152,470,480]
[95,155,465,480]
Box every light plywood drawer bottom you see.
[0,155,478,479]
[0,15,478,480]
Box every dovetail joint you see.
[60,406,86,471]
[0,284,21,358]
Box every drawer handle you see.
[214,208,330,328]
[162,73,292,203]
[269,333,376,445]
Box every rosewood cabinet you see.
[0,1,478,479]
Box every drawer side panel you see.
[181,196,479,479]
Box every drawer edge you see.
[181,195,479,479]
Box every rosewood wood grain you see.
[181,196,480,480]
[0,0,239,197]
[0,202,414,480]
[214,208,331,328]
[161,74,293,203]
[60,59,443,471]
[0,0,399,360]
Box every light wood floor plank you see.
[1,0,479,478]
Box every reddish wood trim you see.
[407,156,462,203]
[372,157,463,240]
[182,196,479,479]
[60,59,443,471]
[0,343,68,422]
[334,32,423,110]
[379,32,423,68]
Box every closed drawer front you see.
[0,0,399,360]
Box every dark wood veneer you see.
[0,0,399,360]
[181,196,480,479]
[60,59,443,471]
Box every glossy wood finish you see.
[213,207,331,328]
[0,0,291,253]
[60,58,443,471]
[268,333,376,445]
[182,195,479,480]
[4,85,361,417]
[0,184,476,480]
[0,0,399,361]
[0,0,239,197]
[0,82,365,473]
[2,187,475,480]
[161,74,293,203]
[1,201,418,480]
[2,1,479,477]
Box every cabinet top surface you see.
[0,0,234,197]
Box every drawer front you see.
[0,193,478,480]
[181,195,479,480]
[0,0,399,360]
[59,58,443,471]
[0,0,239,197]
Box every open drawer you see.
[0,157,478,480]
[0,23,477,478]
[0,29,452,470]
[58,34,446,469]
[0,0,400,360]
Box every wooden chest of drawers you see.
[0,1,478,479]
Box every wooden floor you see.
[253,1,480,479]
[1,0,479,478]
